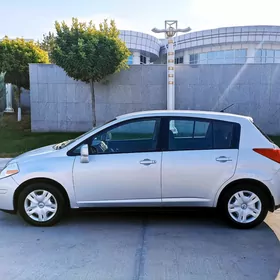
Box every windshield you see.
[53,119,116,150]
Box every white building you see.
[120,25,280,65]
[119,30,161,65]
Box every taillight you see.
[253,148,280,163]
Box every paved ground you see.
[265,210,280,280]
[0,209,279,280]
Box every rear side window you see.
[213,121,234,149]
[252,122,274,143]
[169,119,212,150]
[169,119,210,138]
[168,118,240,151]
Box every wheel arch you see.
[216,178,275,212]
[13,177,70,212]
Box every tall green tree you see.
[51,17,130,126]
[39,32,56,62]
[0,37,49,118]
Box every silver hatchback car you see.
[0,110,279,228]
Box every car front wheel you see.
[18,183,65,226]
[220,184,269,229]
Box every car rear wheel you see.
[220,184,269,229]
[18,183,65,227]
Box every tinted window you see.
[213,121,234,149]
[170,119,193,137]
[89,119,160,154]
[168,119,212,150]
[194,121,210,138]
[168,118,238,151]
[169,120,210,138]
[190,49,247,65]
[175,57,184,64]
[254,49,279,63]
[127,55,133,65]
[189,54,198,64]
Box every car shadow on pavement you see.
[0,209,279,280]
[62,209,280,280]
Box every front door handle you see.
[140,159,157,166]
[216,156,232,163]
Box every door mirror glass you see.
[80,144,89,163]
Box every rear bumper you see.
[0,176,19,211]
[265,171,280,211]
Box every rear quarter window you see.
[251,122,274,143]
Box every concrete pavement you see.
[0,210,279,280]
[265,209,280,280]
[0,156,279,279]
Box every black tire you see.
[18,183,66,227]
[219,183,269,229]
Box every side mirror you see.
[80,144,89,163]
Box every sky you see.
[1,0,280,40]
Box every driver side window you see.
[89,118,160,154]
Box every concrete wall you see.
[29,64,166,132]
[175,64,280,135]
[30,63,280,135]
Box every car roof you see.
[117,110,253,123]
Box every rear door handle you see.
[216,156,232,163]
[140,159,157,166]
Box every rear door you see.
[161,117,240,206]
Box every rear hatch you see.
[250,120,280,163]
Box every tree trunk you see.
[89,79,96,127]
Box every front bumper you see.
[0,176,19,211]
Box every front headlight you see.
[0,163,19,179]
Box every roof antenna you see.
[220,104,234,112]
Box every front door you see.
[161,117,240,206]
[73,117,162,207]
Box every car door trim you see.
[76,198,162,207]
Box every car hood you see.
[9,144,58,164]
